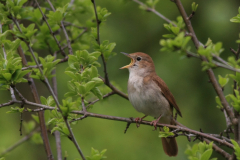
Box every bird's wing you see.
[152,75,182,117]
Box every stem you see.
[174,0,237,125]
[0,127,41,157]
[45,0,73,55]
[52,53,62,160]
[12,16,86,160]
[5,99,235,150]
[91,0,110,85]
[34,0,66,57]
[8,22,54,160]
[86,91,115,108]
[132,0,174,25]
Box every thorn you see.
[124,122,131,134]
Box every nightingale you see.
[120,52,182,157]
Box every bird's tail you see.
[161,137,178,157]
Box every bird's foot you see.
[150,120,158,130]
[135,115,147,128]
[150,115,162,131]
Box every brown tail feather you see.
[161,137,178,157]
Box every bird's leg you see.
[135,115,148,128]
[150,115,162,130]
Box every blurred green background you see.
[1,0,240,159]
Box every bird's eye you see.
[136,57,141,61]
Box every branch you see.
[186,51,240,73]
[5,99,235,149]
[46,0,73,55]
[86,91,115,108]
[12,17,86,160]
[52,52,62,160]
[0,100,15,108]
[0,127,41,157]
[0,23,16,101]
[204,138,232,159]
[132,0,174,25]
[187,11,195,20]
[63,21,86,29]
[90,0,129,100]
[91,0,110,86]
[34,0,66,57]
[22,56,69,70]
[8,22,54,160]
[174,0,237,125]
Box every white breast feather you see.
[128,72,172,124]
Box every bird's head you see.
[120,52,155,76]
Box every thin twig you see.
[124,121,132,134]
[187,11,195,20]
[12,16,85,160]
[174,0,237,125]
[0,127,41,157]
[230,47,237,55]
[91,0,110,85]
[0,100,15,108]
[52,52,62,160]
[8,22,54,160]
[0,23,16,101]
[7,99,235,149]
[212,54,232,68]
[86,91,115,108]
[34,0,66,57]
[132,0,174,25]
[63,21,86,29]
[91,0,128,100]
[45,0,73,55]
[22,56,69,70]
[69,0,75,6]
[204,138,232,159]
[186,51,240,72]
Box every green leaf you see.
[215,96,223,110]
[200,149,212,160]
[191,2,198,12]
[91,87,103,100]
[159,126,174,138]
[218,75,229,87]
[90,51,101,59]
[92,77,103,87]
[85,81,95,93]
[3,73,12,81]
[231,139,240,159]
[87,148,107,160]
[64,91,77,97]
[65,71,77,80]
[230,7,240,23]
[40,96,47,105]
[171,27,180,35]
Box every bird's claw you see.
[150,120,158,131]
[135,117,142,128]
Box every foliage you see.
[231,139,240,160]
[191,2,198,12]
[230,7,240,23]
[159,126,174,138]
[0,0,240,160]
[185,141,217,160]
[86,148,107,160]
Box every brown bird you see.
[120,52,182,157]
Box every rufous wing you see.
[152,75,182,117]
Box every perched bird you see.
[120,52,182,157]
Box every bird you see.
[120,52,182,157]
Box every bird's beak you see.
[120,52,134,69]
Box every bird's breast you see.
[127,74,172,123]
